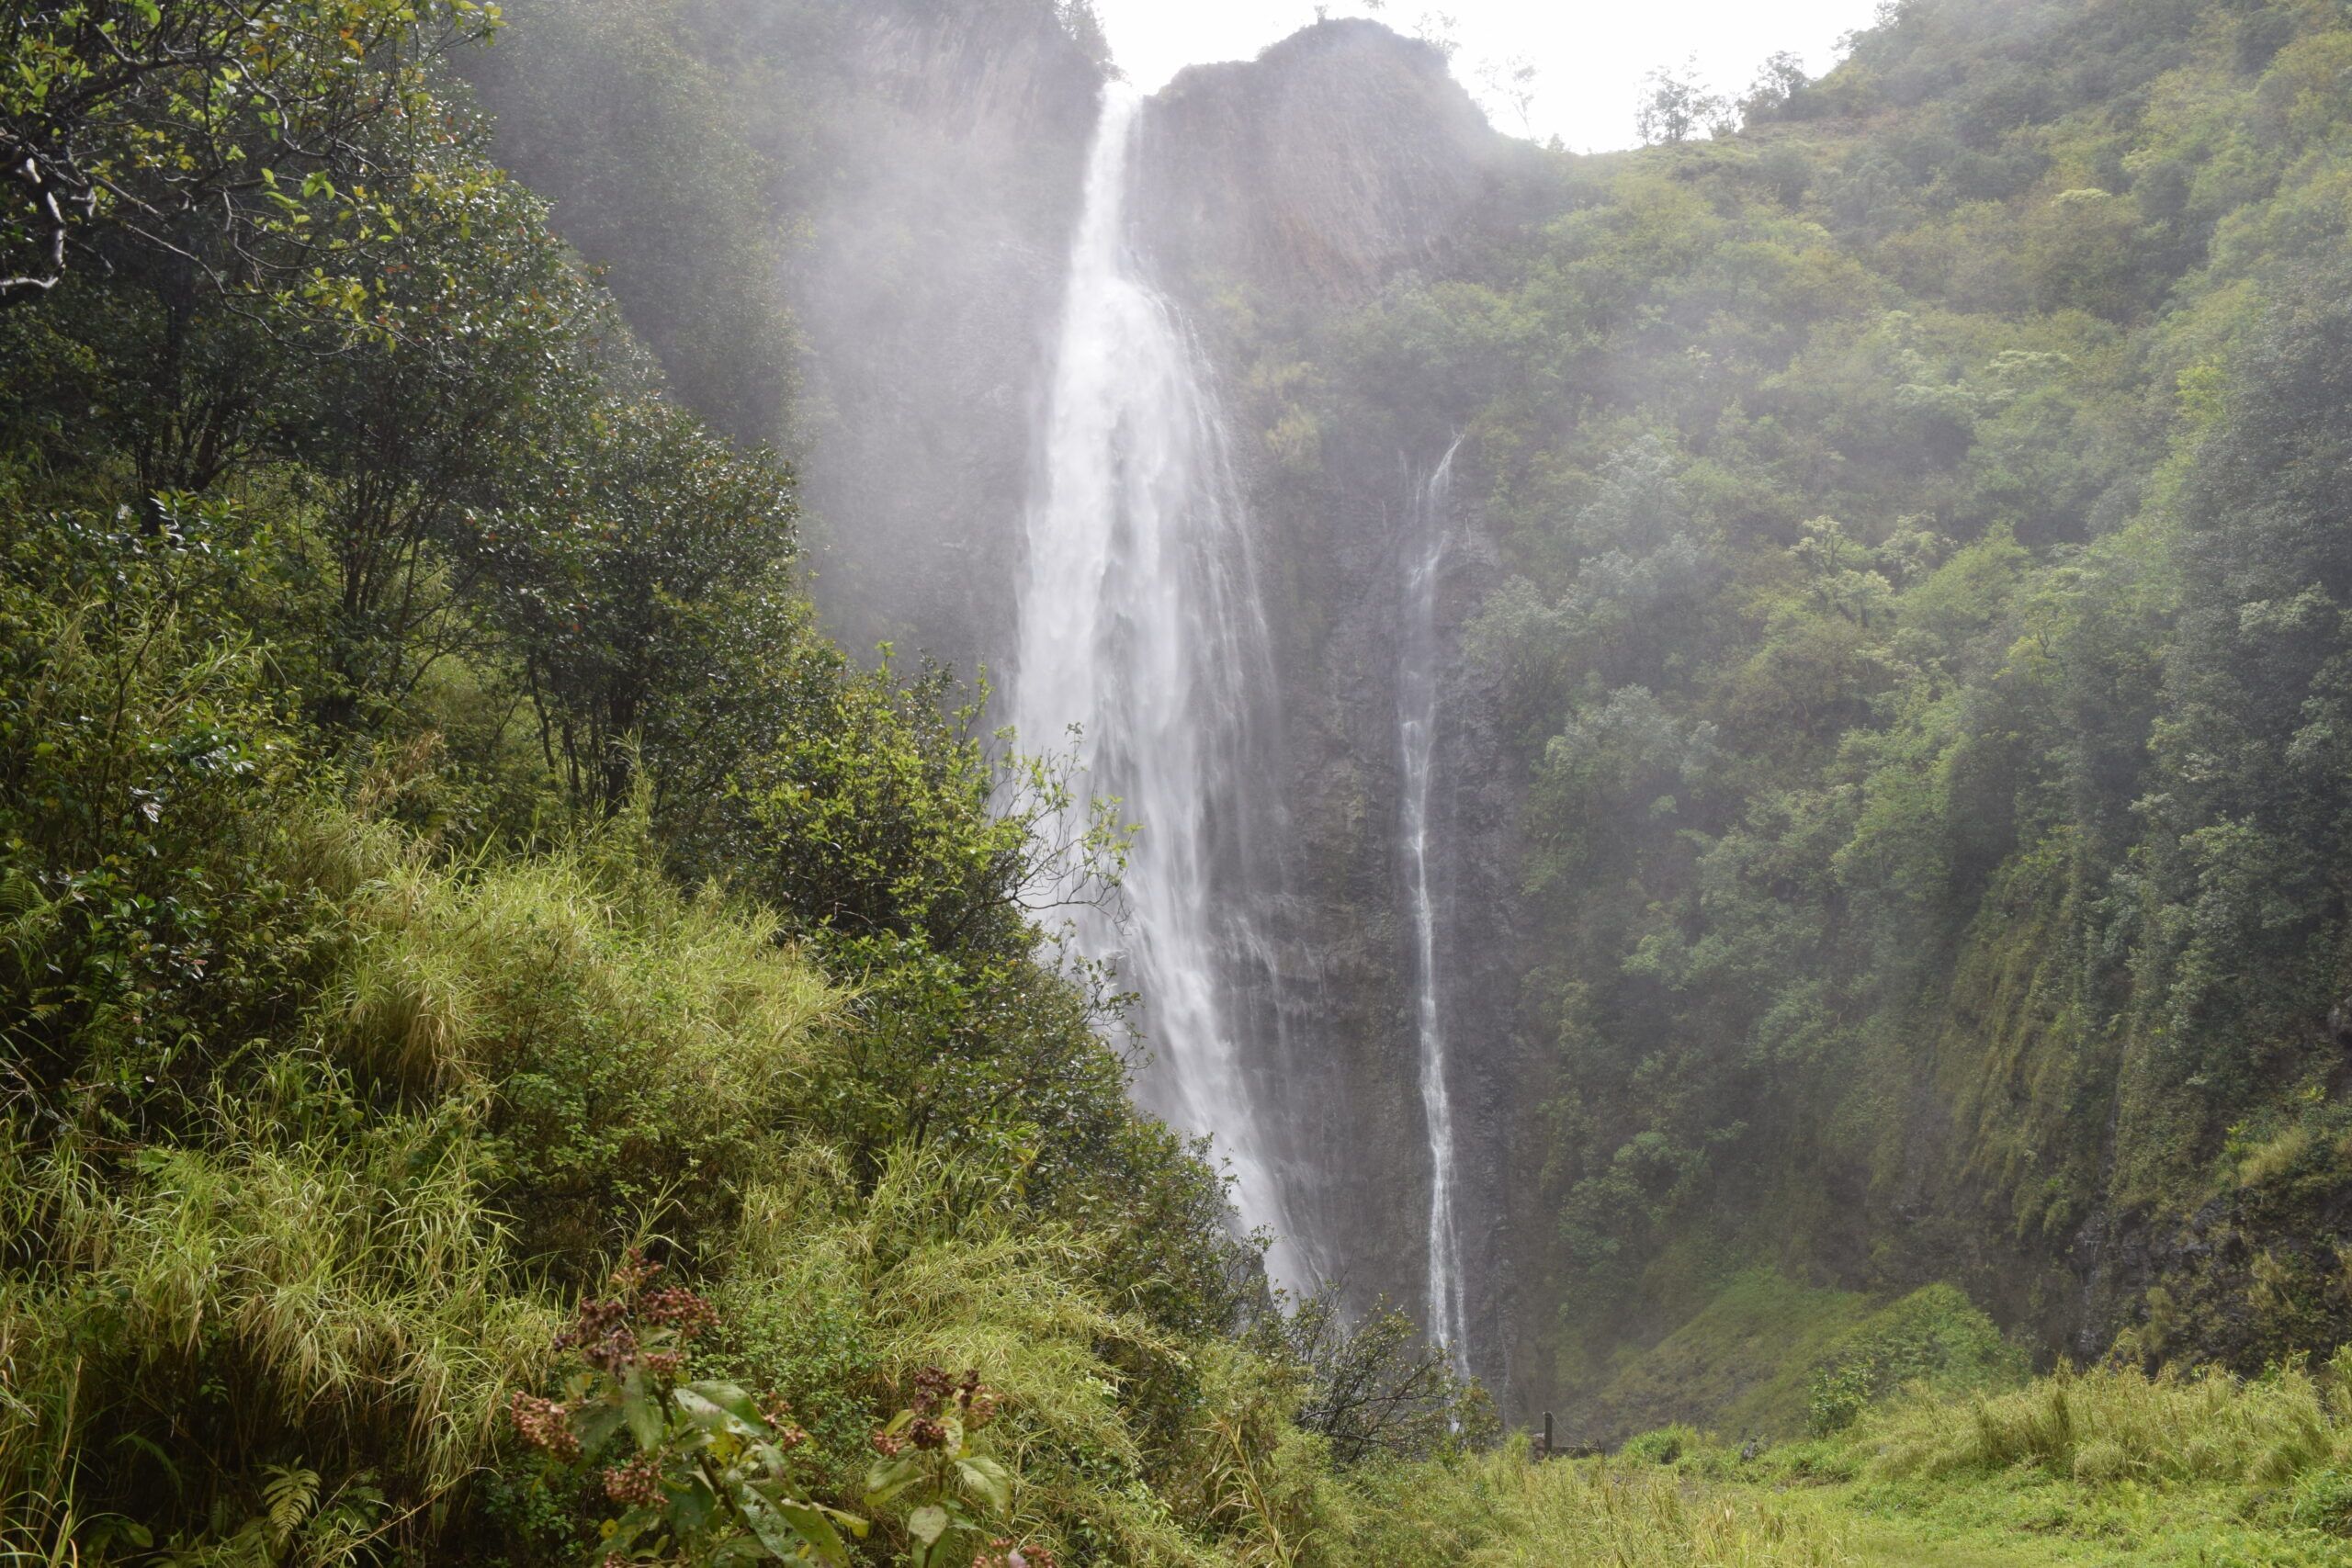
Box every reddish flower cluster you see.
[603,1453,666,1509]
[510,1393,580,1461]
[608,1248,660,1296]
[908,1364,999,1426]
[956,1370,1001,1431]
[640,1284,718,1340]
[910,1365,956,1415]
[552,1252,716,1382]
[761,1394,809,1450]
[877,1365,1001,1455]
[554,1292,639,1376]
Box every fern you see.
[260,1464,319,1551]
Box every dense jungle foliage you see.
[1209,0,2352,1427]
[11,0,2352,1562]
[0,2,1487,1561]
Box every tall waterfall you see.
[1399,439,1468,1373]
[1009,86,1305,1288]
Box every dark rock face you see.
[1124,24,1526,1387]
[1136,21,1508,304]
[1220,425,1524,1392]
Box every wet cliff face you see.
[1125,22,1529,1383]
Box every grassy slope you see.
[1587,1270,1872,1440]
[1584,1273,2029,1445]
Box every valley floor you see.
[1342,1364,2352,1566]
[1382,1457,2352,1566]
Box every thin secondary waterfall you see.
[1009,86,1304,1288]
[1400,438,1468,1373]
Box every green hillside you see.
[1216,0,2352,1414]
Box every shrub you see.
[1804,1284,2025,1435]
[1619,1425,1697,1465]
[1869,1360,2352,1489]
[507,1250,865,1565]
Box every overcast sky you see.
[1091,0,1884,152]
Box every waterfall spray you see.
[1009,86,1305,1289]
[1400,437,1469,1375]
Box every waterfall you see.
[1399,437,1468,1374]
[1009,85,1305,1289]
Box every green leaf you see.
[605,1506,662,1555]
[751,1483,868,1541]
[669,1472,717,1534]
[737,1496,799,1562]
[772,1498,860,1563]
[622,1368,663,1450]
[574,1400,628,1456]
[684,1379,768,1428]
[674,1385,755,1436]
[863,1456,921,1506]
[908,1504,949,1546]
[955,1454,1012,1514]
[741,1495,849,1567]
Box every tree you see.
[1476,53,1540,136]
[278,164,616,726]
[0,0,495,309]
[1258,1285,1489,1466]
[1741,50,1810,122]
[485,391,800,817]
[1635,57,1732,144]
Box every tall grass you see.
[1865,1356,2352,1489]
[0,1066,556,1559]
[328,819,842,1264]
[1339,1444,1853,1567]
[334,834,837,1105]
[714,1145,1215,1566]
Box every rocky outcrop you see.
[1137,20,1509,303]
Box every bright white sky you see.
[1091,0,1883,152]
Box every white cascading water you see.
[1010,85,1304,1289]
[1399,437,1469,1374]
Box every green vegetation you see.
[1201,0,2352,1427]
[1577,1274,2025,1444]
[1340,1358,2352,1564]
[0,4,1506,1563]
[12,0,2352,1562]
